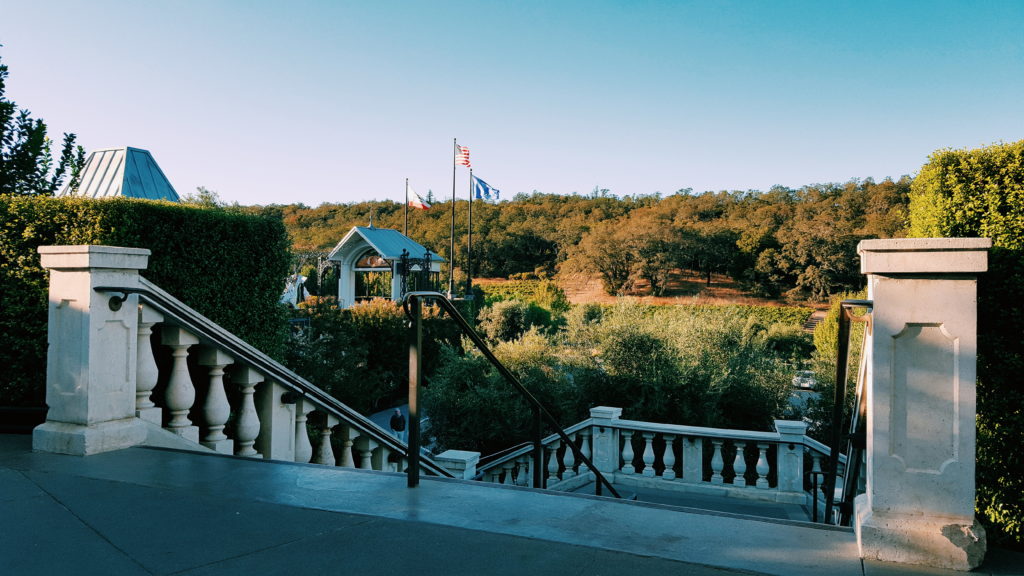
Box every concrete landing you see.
[1,435,1019,576]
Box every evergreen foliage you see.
[0,196,291,406]
[909,140,1024,548]
[0,52,85,197]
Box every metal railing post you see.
[532,405,544,488]
[407,295,422,488]
[402,291,621,499]
[824,299,871,524]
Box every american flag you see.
[455,145,471,167]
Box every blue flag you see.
[472,175,500,201]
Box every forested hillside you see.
[262,177,910,302]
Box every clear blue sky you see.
[3,1,1022,206]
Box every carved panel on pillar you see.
[890,323,958,474]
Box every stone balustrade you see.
[32,245,449,479]
[472,407,837,508]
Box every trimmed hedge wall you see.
[0,196,291,407]
[909,140,1024,548]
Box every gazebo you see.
[327,226,445,308]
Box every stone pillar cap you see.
[39,245,151,271]
[858,238,990,274]
[590,406,623,419]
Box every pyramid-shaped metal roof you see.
[327,226,446,263]
[59,146,179,201]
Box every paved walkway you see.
[1,435,1020,576]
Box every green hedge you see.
[0,196,291,407]
[909,140,1024,548]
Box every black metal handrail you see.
[403,291,621,498]
[823,299,872,525]
[94,280,452,478]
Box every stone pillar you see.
[588,406,622,474]
[33,245,151,455]
[855,238,989,571]
[255,380,296,461]
[435,450,481,479]
[774,420,808,493]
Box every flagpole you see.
[467,169,473,299]
[449,138,457,297]
[404,178,409,237]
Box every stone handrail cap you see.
[858,238,991,274]
[38,245,151,271]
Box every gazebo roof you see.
[327,226,446,263]
[58,146,180,201]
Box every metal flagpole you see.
[404,178,409,237]
[449,139,457,296]
[467,169,473,299]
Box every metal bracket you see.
[108,292,130,311]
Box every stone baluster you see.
[197,349,234,453]
[661,434,677,480]
[515,457,530,487]
[161,327,200,442]
[501,461,515,485]
[293,400,313,464]
[755,443,770,489]
[397,456,407,474]
[233,367,263,457]
[620,430,635,474]
[354,435,377,469]
[733,441,748,486]
[135,304,163,425]
[488,469,502,483]
[578,429,592,474]
[562,433,577,478]
[547,440,561,483]
[339,426,358,468]
[641,432,656,477]
[312,414,338,466]
[710,439,725,484]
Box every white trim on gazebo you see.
[326,226,445,308]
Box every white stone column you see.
[197,348,234,453]
[255,380,296,461]
[313,414,339,466]
[161,327,200,442]
[855,238,989,571]
[588,406,622,474]
[293,399,314,464]
[33,245,150,455]
[232,366,263,457]
[774,420,808,493]
[135,304,163,426]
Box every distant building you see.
[58,146,179,201]
[327,226,445,308]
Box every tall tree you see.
[0,52,84,197]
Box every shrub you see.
[477,299,551,342]
[0,196,290,407]
[908,140,1024,547]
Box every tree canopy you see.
[0,52,84,197]
[269,177,910,303]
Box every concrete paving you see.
[1,435,1020,576]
